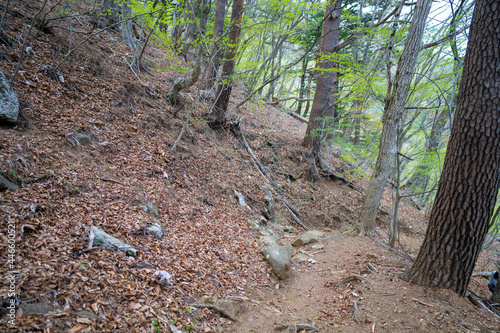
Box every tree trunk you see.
[181,0,201,57]
[208,0,244,128]
[302,0,342,149]
[403,0,500,296]
[354,0,432,236]
[303,70,314,117]
[296,58,308,115]
[203,0,226,90]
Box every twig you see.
[229,122,308,230]
[123,56,142,84]
[52,9,162,73]
[340,274,372,286]
[412,298,434,308]
[98,177,123,185]
[189,303,238,322]
[0,0,11,33]
[11,0,49,86]
[353,300,361,324]
[367,262,379,273]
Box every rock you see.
[198,296,243,319]
[146,221,164,239]
[283,225,295,233]
[0,71,19,123]
[261,234,278,245]
[0,173,19,191]
[142,202,158,218]
[293,253,310,262]
[75,133,91,145]
[310,243,324,250]
[262,190,275,220]
[324,234,345,242]
[261,243,292,279]
[257,226,274,237]
[292,230,326,247]
[19,303,61,317]
[72,310,98,320]
[234,190,251,210]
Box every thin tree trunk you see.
[203,0,226,90]
[296,58,309,115]
[208,0,244,128]
[404,0,500,296]
[354,0,432,236]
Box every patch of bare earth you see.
[0,1,499,332]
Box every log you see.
[90,226,139,257]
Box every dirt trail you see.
[230,232,499,332]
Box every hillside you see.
[1,1,499,332]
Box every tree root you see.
[226,119,308,230]
[340,274,372,286]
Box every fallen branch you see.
[339,274,372,286]
[98,177,123,185]
[266,97,313,106]
[353,300,362,324]
[190,303,238,322]
[287,112,308,124]
[367,262,379,273]
[228,121,308,230]
[274,323,324,332]
[89,226,139,257]
[412,298,434,308]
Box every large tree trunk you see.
[354,0,432,236]
[403,0,500,296]
[203,0,226,90]
[302,0,342,149]
[208,0,244,128]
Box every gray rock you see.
[262,190,275,220]
[324,234,345,242]
[147,221,164,239]
[234,190,251,210]
[142,202,158,218]
[310,243,324,250]
[261,243,292,279]
[75,133,91,145]
[0,174,19,191]
[72,310,98,320]
[293,253,310,262]
[292,230,326,247]
[0,71,19,123]
[19,303,61,317]
[261,234,278,245]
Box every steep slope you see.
[0,1,499,332]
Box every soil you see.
[0,1,499,332]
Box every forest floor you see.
[1,1,500,332]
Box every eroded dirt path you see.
[231,232,500,333]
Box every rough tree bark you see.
[302,0,342,149]
[203,0,226,90]
[403,0,500,296]
[207,0,244,128]
[354,0,432,236]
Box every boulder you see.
[262,190,275,220]
[75,133,91,145]
[292,230,326,247]
[0,71,19,123]
[261,243,293,279]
